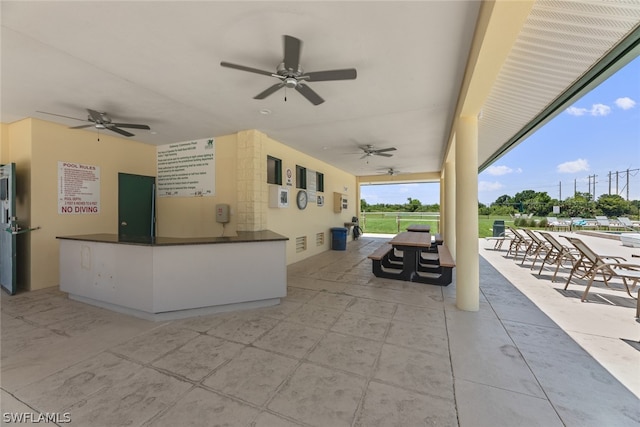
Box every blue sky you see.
[361,55,640,206]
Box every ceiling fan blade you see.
[283,35,301,72]
[374,147,397,153]
[254,83,285,100]
[112,123,150,130]
[36,111,86,122]
[304,68,357,82]
[87,109,104,123]
[360,154,370,159]
[69,124,94,129]
[295,84,324,105]
[220,61,274,77]
[375,153,394,157]
[105,125,134,137]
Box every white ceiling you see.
[2,1,639,178]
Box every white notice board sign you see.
[157,138,215,197]
[58,161,100,214]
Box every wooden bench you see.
[418,245,455,286]
[369,242,455,286]
[368,244,402,277]
[437,244,455,267]
[368,244,393,261]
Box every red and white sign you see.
[58,161,100,214]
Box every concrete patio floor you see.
[480,230,640,398]
[1,232,639,426]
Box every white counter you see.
[58,232,288,320]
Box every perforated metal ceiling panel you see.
[478,0,640,168]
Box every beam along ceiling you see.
[2,2,639,178]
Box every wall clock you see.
[296,190,308,210]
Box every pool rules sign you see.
[58,161,100,214]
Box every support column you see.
[455,116,479,311]
[236,130,267,232]
[443,150,456,259]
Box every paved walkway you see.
[480,230,640,398]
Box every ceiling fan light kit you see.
[221,35,357,105]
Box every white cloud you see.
[566,104,611,116]
[615,97,636,110]
[478,181,504,192]
[486,165,513,176]
[557,158,589,174]
[591,103,611,116]
[566,106,587,116]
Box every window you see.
[296,165,306,189]
[316,172,324,192]
[267,156,282,185]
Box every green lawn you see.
[361,214,531,238]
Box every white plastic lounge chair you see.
[546,217,570,231]
[595,216,612,230]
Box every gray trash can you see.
[330,227,348,250]
[492,220,505,237]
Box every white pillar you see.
[444,156,456,259]
[455,116,479,311]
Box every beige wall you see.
[157,133,238,238]
[3,119,358,290]
[7,119,156,290]
[263,133,357,264]
[1,123,10,164]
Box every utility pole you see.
[608,171,611,195]
[626,168,630,200]
[616,171,619,195]
[574,179,577,197]
[559,181,562,200]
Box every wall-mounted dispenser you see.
[216,204,230,223]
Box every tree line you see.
[361,190,640,218]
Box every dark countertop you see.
[57,230,289,246]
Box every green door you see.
[1,163,17,294]
[118,173,156,237]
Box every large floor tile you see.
[345,297,397,318]
[455,379,563,427]
[268,363,366,427]
[286,304,343,329]
[393,303,446,328]
[152,335,244,381]
[373,343,454,398]
[307,332,382,376]
[149,387,259,427]
[203,346,298,406]
[111,325,199,363]
[14,352,141,413]
[253,321,324,358]
[446,311,546,398]
[252,411,305,427]
[355,381,457,427]
[385,319,449,356]
[307,291,355,310]
[330,310,390,341]
[206,312,279,344]
[65,366,191,426]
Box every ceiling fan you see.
[37,109,150,137]
[220,35,357,105]
[359,145,397,159]
[379,168,400,176]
